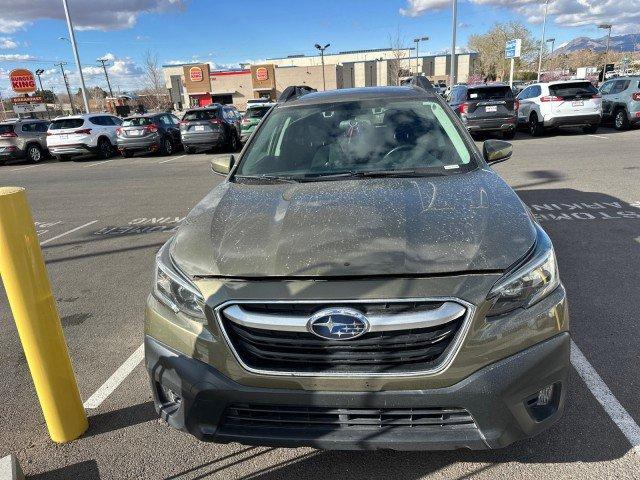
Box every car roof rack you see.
[277,85,318,103]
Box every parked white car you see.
[46,114,122,161]
[516,80,602,136]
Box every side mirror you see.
[211,155,235,176]
[483,139,513,164]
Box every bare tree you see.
[141,50,166,110]
[388,28,410,86]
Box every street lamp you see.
[34,69,51,119]
[61,0,90,113]
[537,0,551,81]
[546,37,556,54]
[450,0,458,85]
[413,36,429,75]
[314,43,330,91]
[598,23,612,82]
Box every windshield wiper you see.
[298,168,452,181]
[234,174,299,184]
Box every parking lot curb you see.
[0,455,24,480]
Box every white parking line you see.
[83,159,116,168]
[587,134,609,139]
[40,220,98,246]
[571,341,640,456]
[159,154,187,164]
[10,164,41,172]
[83,344,144,409]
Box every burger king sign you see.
[10,69,37,94]
[189,66,204,82]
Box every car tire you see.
[613,108,629,131]
[529,113,543,137]
[121,149,134,158]
[97,138,113,159]
[502,129,516,140]
[228,133,239,153]
[57,155,71,162]
[26,144,44,163]
[185,146,196,154]
[159,137,174,156]
[582,124,599,134]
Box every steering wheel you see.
[381,145,413,163]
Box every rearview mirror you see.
[482,139,513,164]
[211,155,235,176]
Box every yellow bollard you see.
[0,186,87,443]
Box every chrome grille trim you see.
[213,297,475,378]
[222,301,466,333]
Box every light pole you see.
[314,43,330,90]
[61,0,90,113]
[450,0,458,86]
[55,62,76,115]
[537,0,551,81]
[413,36,429,76]
[35,69,51,119]
[97,58,114,98]
[598,24,612,82]
[546,37,556,54]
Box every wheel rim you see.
[29,147,41,162]
[615,112,623,128]
[100,141,110,156]
[165,139,172,154]
[530,119,536,134]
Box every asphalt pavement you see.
[0,127,639,479]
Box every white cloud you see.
[0,53,34,61]
[98,52,116,62]
[0,0,187,32]
[400,0,640,33]
[0,37,18,49]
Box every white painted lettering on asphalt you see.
[92,217,185,236]
[529,200,640,222]
[40,220,98,246]
[34,221,62,236]
[571,341,640,457]
[83,344,144,409]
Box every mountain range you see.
[553,33,640,55]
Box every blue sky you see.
[0,0,636,95]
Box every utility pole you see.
[0,93,7,121]
[537,0,550,81]
[314,43,330,91]
[598,24,612,83]
[97,58,114,97]
[450,0,458,86]
[61,0,89,113]
[413,36,429,76]
[34,69,51,119]
[55,62,75,115]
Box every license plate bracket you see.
[485,106,497,112]
[572,100,584,107]
[194,125,205,132]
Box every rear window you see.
[467,86,513,100]
[246,106,272,119]
[0,124,15,134]
[122,117,153,127]
[183,109,219,121]
[549,82,598,99]
[50,118,85,130]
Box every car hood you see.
[170,168,536,278]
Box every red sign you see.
[9,69,37,93]
[11,95,43,104]
[189,66,203,82]
[255,67,268,82]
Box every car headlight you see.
[486,226,560,316]
[153,240,205,319]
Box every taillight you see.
[209,118,221,125]
[458,102,468,114]
[241,118,251,126]
[116,127,123,136]
[144,124,158,133]
[0,131,17,137]
[514,99,520,111]
[632,92,640,101]
[591,93,601,99]
[74,128,92,134]
[179,121,187,126]
[540,96,562,102]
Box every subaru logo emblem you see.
[307,308,369,341]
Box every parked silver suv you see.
[0,119,50,165]
[599,76,640,130]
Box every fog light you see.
[536,384,554,406]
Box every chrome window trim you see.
[212,297,476,378]
[222,301,466,333]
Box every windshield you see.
[246,106,272,119]
[237,98,475,179]
[549,82,598,99]
[50,118,85,130]
[123,117,153,126]
[467,86,512,100]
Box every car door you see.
[160,114,181,144]
[609,80,630,113]
[35,122,50,149]
[599,81,615,117]
[516,87,532,122]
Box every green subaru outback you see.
[145,86,569,451]
[239,102,275,143]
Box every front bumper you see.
[145,332,570,450]
[543,114,601,128]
